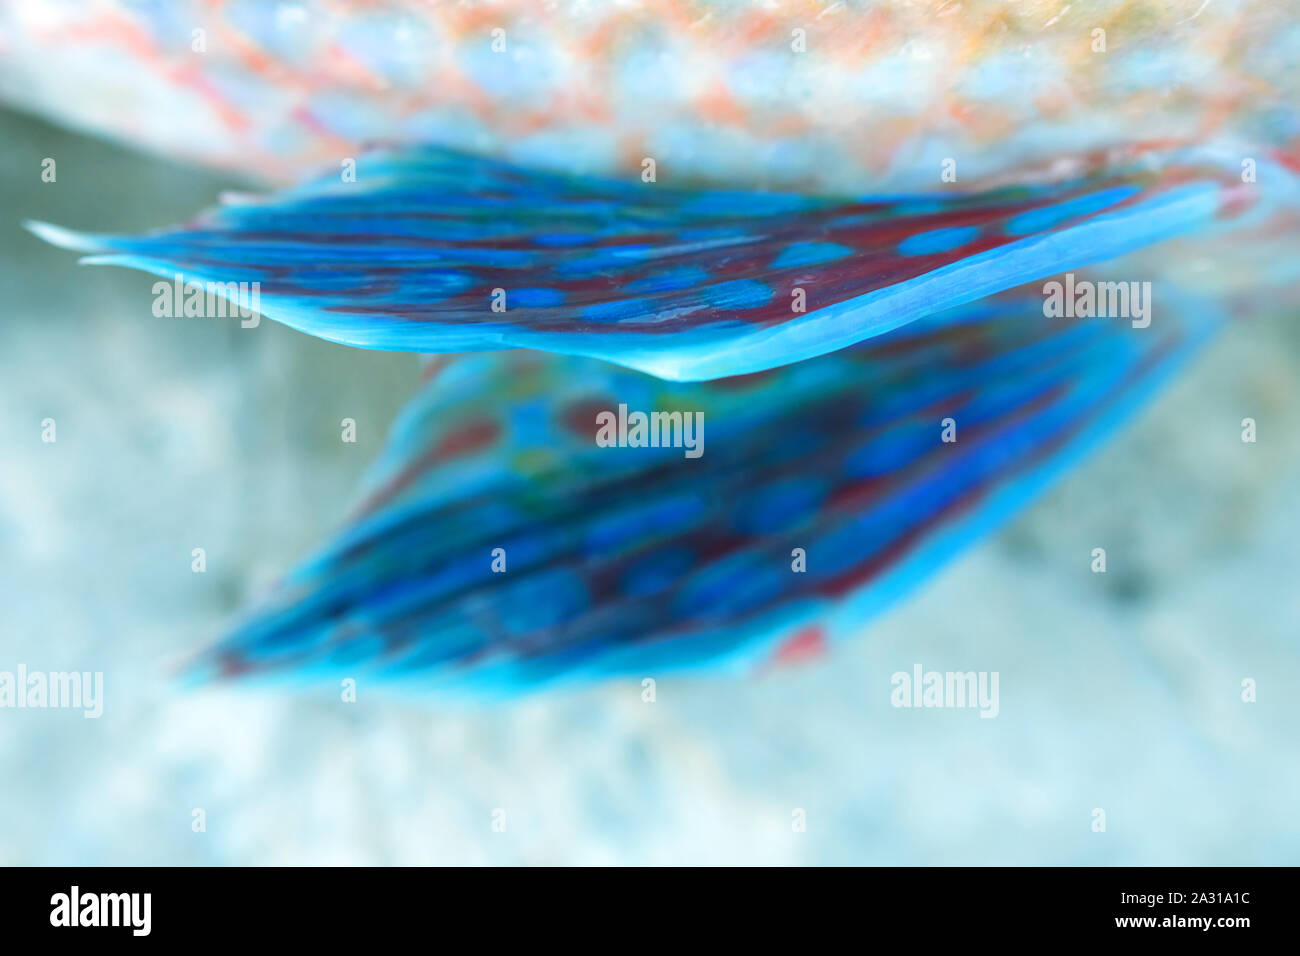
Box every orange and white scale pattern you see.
[1,0,1295,190]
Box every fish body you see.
[2,1,1298,191]
[9,2,1300,697]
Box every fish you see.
[8,1,1300,697]
[181,288,1221,698]
[2,0,1296,192]
[25,142,1291,380]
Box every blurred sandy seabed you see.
[1,108,1297,865]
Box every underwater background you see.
[2,97,1298,863]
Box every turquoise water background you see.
[2,107,1297,865]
